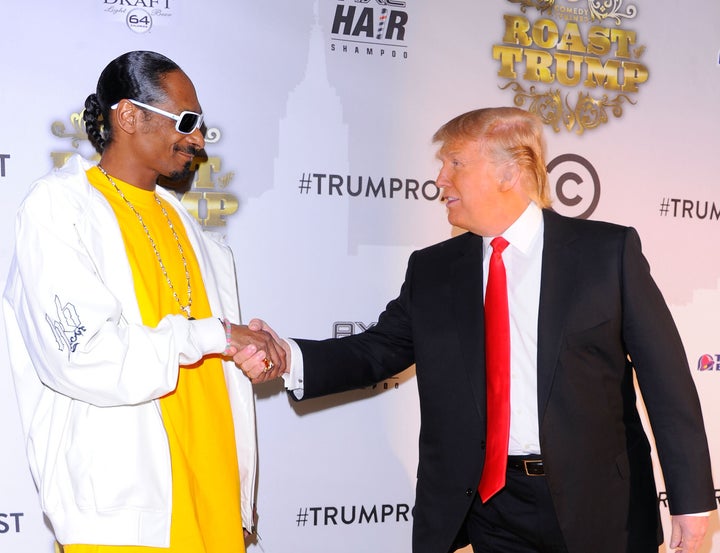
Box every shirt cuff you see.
[281,338,305,400]
[190,317,228,355]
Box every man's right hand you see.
[231,319,290,383]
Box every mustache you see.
[174,144,202,157]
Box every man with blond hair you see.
[238,107,715,553]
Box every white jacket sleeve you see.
[5,179,226,408]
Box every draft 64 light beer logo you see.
[50,111,238,228]
[100,0,174,34]
[493,0,648,134]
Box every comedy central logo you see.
[50,111,238,228]
[330,0,409,60]
[492,0,648,134]
[547,153,600,219]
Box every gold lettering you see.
[619,61,648,92]
[556,22,586,53]
[531,18,558,49]
[610,28,636,59]
[493,12,648,131]
[193,156,221,189]
[202,192,239,227]
[180,191,204,222]
[502,14,532,46]
[180,191,239,227]
[586,27,611,57]
[584,57,621,90]
[555,53,584,86]
[524,48,555,83]
[493,45,524,79]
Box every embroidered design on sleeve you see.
[45,295,87,356]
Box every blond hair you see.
[433,107,551,208]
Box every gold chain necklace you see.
[97,165,193,318]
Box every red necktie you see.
[478,236,511,502]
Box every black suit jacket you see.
[294,210,715,553]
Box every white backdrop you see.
[1,1,718,552]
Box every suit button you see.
[465,488,474,497]
[480,441,486,450]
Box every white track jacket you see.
[2,155,257,546]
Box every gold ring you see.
[262,358,274,373]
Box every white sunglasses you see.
[111,98,204,134]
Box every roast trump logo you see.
[493,0,648,134]
[50,111,238,228]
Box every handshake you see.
[226,318,289,384]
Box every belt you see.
[507,456,545,476]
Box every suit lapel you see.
[450,232,486,420]
[446,213,581,424]
[537,210,580,421]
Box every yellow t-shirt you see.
[63,167,244,553]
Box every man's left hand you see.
[669,514,709,553]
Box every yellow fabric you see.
[63,167,244,552]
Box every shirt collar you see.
[483,202,543,257]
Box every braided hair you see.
[83,51,181,153]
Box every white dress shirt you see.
[483,202,544,456]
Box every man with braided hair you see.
[3,50,285,552]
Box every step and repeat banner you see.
[1,1,719,551]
